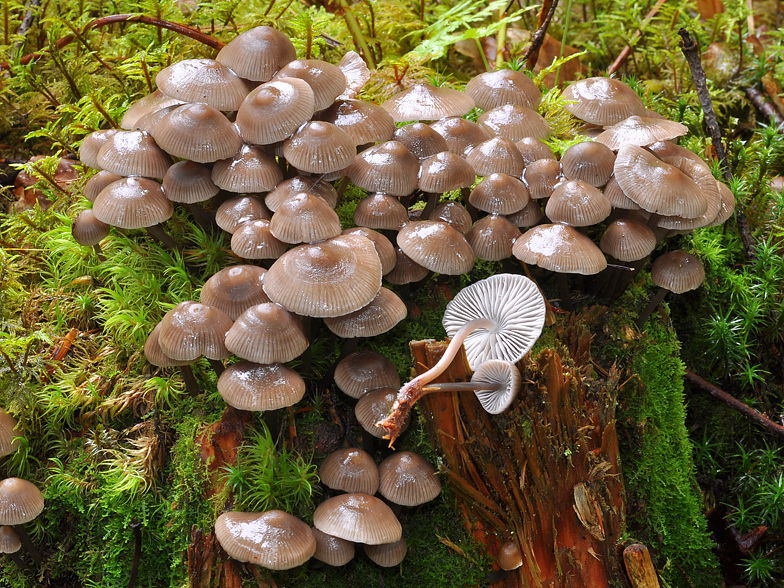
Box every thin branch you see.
[685,370,784,439]
[678,27,756,259]
[745,86,784,127]
[523,0,558,71]
[607,0,667,76]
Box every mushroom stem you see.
[179,365,200,396]
[127,520,141,588]
[377,317,496,441]
[93,243,107,262]
[420,192,440,220]
[422,380,504,393]
[636,287,668,330]
[145,224,182,252]
[207,358,225,377]
[9,551,29,571]
[557,273,574,312]
[12,524,41,565]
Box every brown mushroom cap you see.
[316,99,396,146]
[594,115,688,150]
[465,214,521,261]
[353,193,409,231]
[334,350,401,399]
[216,195,271,234]
[79,129,119,170]
[466,69,541,111]
[313,493,402,544]
[162,161,219,204]
[275,59,347,111]
[216,26,297,82]
[92,177,173,230]
[602,175,641,210]
[144,322,192,367]
[225,302,307,364]
[283,121,356,174]
[212,144,284,193]
[560,141,616,187]
[311,527,355,566]
[217,361,306,411]
[355,387,409,438]
[200,265,270,321]
[397,221,475,275]
[506,199,543,227]
[545,179,612,226]
[236,79,316,145]
[231,220,288,260]
[341,228,396,275]
[392,123,449,161]
[381,84,474,122]
[384,247,430,285]
[72,209,111,247]
[266,176,338,212]
[465,137,524,177]
[469,173,530,215]
[655,156,722,230]
[96,130,173,179]
[429,117,491,156]
[0,411,21,457]
[599,219,657,262]
[345,141,419,197]
[215,510,316,569]
[158,301,233,361]
[515,137,556,166]
[121,90,184,130]
[432,201,473,233]
[364,538,408,567]
[562,77,646,126]
[153,103,243,163]
[0,478,44,525]
[270,192,342,244]
[707,181,735,227]
[263,234,382,318]
[498,540,523,570]
[378,451,441,506]
[650,250,705,294]
[84,170,123,203]
[418,151,476,193]
[0,526,21,554]
[512,223,608,274]
[156,58,250,111]
[478,104,550,142]
[319,448,380,495]
[324,288,407,338]
[524,158,562,200]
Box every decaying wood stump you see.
[415,317,626,587]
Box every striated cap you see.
[397,221,475,275]
[319,448,379,495]
[599,219,656,262]
[561,141,615,187]
[354,193,409,231]
[212,144,283,193]
[478,104,550,142]
[84,170,123,203]
[466,69,541,111]
[650,250,704,294]
[469,173,529,215]
[121,90,184,130]
[315,99,396,146]
[0,411,21,457]
[92,177,173,229]
[523,158,562,200]
[418,151,476,193]
[342,228,396,275]
[162,161,219,204]
[275,59,347,111]
[216,195,270,234]
[231,219,287,260]
[263,234,382,318]
[392,123,449,161]
[0,478,44,525]
[465,137,524,177]
[378,451,441,506]
[562,77,646,126]
[236,79,315,145]
[72,209,111,247]
[471,359,522,413]
[334,350,400,399]
[311,527,355,566]
[432,201,473,233]
[313,493,402,544]
[200,265,270,321]
[270,192,342,244]
[225,302,307,364]
[465,214,521,261]
[283,121,356,174]
[156,58,250,111]
[355,387,409,438]
[153,103,242,163]
[144,322,192,367]
[217,361,305,411]
[381,84,474,122]
[506,199,543,228]
[215,510,315,569]
[216,26,297,82]
[96,130,172,179]
[602,175,641,210]
[384,247,430,285]
[512,223,607,274]
[429,117,491,156]
[364,538,407,567]
[655,156,722,231]
[158,301,233,361]
[0,526,21,554]
[545,180,612,226]
[707,181,735,227]
[345,141,419,197]
[324,288,407,338]
[515,137,556,166]
[594,115,688,150]
[79,129,119,170]
[266,176,338,212]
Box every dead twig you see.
[746,86,784,127]
[523,0,558,71]
[684,370,784,439]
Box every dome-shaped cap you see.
[313,493,402,544]
[655,156,722,230]
[231,219,288,260]
[561,141,615,187]
[562,77,646,126]
[96,130,173,179]
[418,151,476,193]
[334,350,400,399]
[144,322,192,367]
[466,69,541,111]
[364,538,407,567]
[337,50,370,99]
[266,176,338,212]
[216,195,270,234]
[121,90,184,130]
[602,175,641,210]
[217,361,305,411]
[324,288,407,338]
[651,250,704,294]
[79,129,119,169]
[355,387,409,438]
[162,161,219,204]
[0,411,21,457]
[545,179,612,226]
[158,301,233,361]
[442,273,546,369]
[270,192,342,244]
[478,104,549,142]
[465,214,521,261]
[614,145,707,218]
[345,141,419,197]
[465,137,524,177]
[200,265,270,321]
[319,448,379,495]
[212,144,283,193]
[225,302,307,364]
[72,209,111,247]
[378,451,441,506]
[353,193,409,231]
[647,141,711,171]
[707,181,735,227]
[134,104,181,134]
[216,26,297,82]
[263,234,382,318]
[392,123,449,161]
[215,510,315,570]
[506,199,543,227]
[152,103,243,163]
[92,177,173,229]
[384,247,430,285]
[599,219,656,262]
[429,117,491,156]
[515,137,556,166]
[236,79,315,145]
[0,478,44,525]
[471,359,522,413]
[84,170,123,202]
[594,115,688,150]
[397,221,475,275]
[156,58,250,111]
[524,158,561,200]
[498,540,523,570]
[315,99,396,146]
[275,59,347,111]
[311,527,355,566]
[432,201,473,233]
[381,84,474,122]
[469,173,529,215]
[0,526,21,554]
[283,121,356,174]
[512,223,608,274]
[342,228,396,275]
